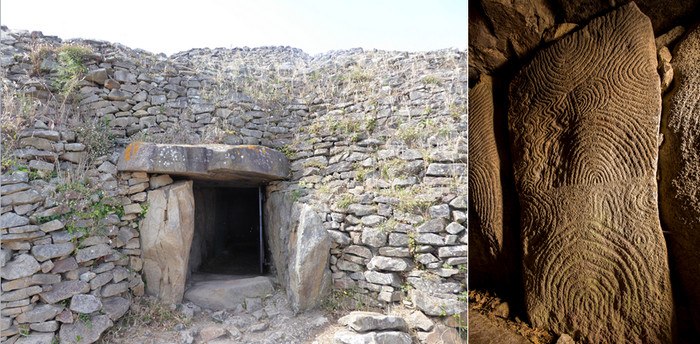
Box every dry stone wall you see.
[1,25,467,342]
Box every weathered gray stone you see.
[338,311,408,332]
[508,3,672,343]
[101,281,128,297]
[416,218,446,233]
[117,142,289,184]
[1,183,30,195]
[149,174,173,189]
[1,171,29,184]
[438,245,467,258]
[59,314,112,344]
[361,227,387,247]
[75,244,112,263]
[31,242,74,262]
[101,297,130,321]
[414,233,443,246]
[70,294,102,314]
[428,204,451,219]
[333,329,411,344]
[1,212,29,228]
[2,285,42,302]
[445,222,465,235]
[141,181,194,304]
[366,256,410,272]
[1,254,41,280]
[29,320,59,332]
[288,205,331,312]
[51,257,78,274]
[39,219,64,233]
[406,310,434,331]
[16,304,63,323]
[364,271,399,286]
[423,324,464,344]
[409,289,466,317]
[425,163,466,177]
[39,280,89,304]
[0,248,10,267]
[184,276,274,310]
[15,333,55,344]
[85,68,107,84]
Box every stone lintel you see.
[116,142,289,185]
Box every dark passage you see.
[188,184,263,276]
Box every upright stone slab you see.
[287,205,331,313]
[508,3,672,343]
[659,23,700,333]
[141,180,195,304]
[468,74,520,294]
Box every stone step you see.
[184,275,274,310]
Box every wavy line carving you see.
[508,3,672,343]
[468,75,520,293]
[659,23,700,334]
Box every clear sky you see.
[1,0,467,56]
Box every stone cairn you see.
[1,25,466,343]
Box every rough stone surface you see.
[508,4,672,343]
[117,143,289,185]
[14,333,55,344]
[184,276,274,310]
[16,304,63,324]
[69,294,103,314]
[469,310,530,344]
[423,324,464,344]
[1,212,30,228]
[141,180,194,304]
[469,0,555,76]
[408,289,466,317]
[553,0,700,34]
[101,297,130,321]
[659,22,700,334]
[287,205,332,313]
[338,311,408,332]
[1,254,41,280]
[39,280,90,304]
[333,329,411,344]
[59,314,112,344]
[31,242,74,262]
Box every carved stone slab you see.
[468,75,520,292]
[659,22,700,333]
[508,3,672,343]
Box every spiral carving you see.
[659,24,700,333]
[509,3,672,343]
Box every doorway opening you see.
[188,182,267,278]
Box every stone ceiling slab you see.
[117,142,289,185]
